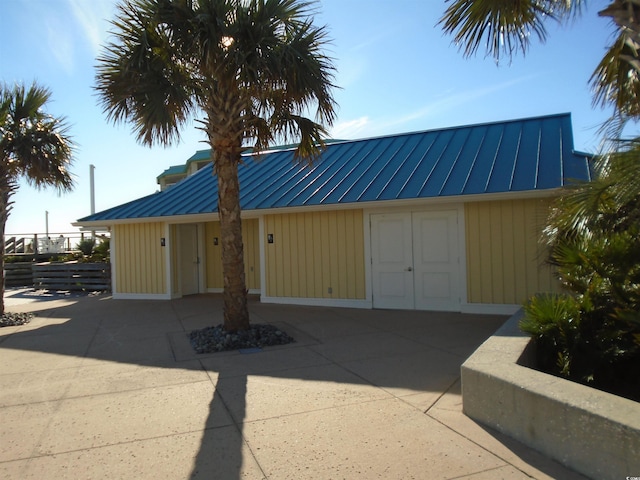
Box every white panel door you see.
[413,210,460,311]
[178,224,200,295]
[371,213,414,309]
[370,210,461,311]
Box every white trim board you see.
[260,295,372,309]
[112,292,175,300]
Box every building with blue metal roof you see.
[76,113,592,313]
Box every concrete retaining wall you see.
[461,309,640,480]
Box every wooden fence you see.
[23,262,111,291]
[3,262,34,287]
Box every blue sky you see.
[1,0,616,234]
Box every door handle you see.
[406,267,413,271]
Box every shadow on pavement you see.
[0,290,584,479]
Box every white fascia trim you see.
[206,288,260,295]
[461,303,521,315]
[73,188,561,229]
[242,189,561,217]
[260,295,372,309]
[112,292,175,300]
[72,221,114,230]
[75,212,273,229]
[75,213,219,229]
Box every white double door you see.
[371,210,461,311]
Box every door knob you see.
[406,267,413,271]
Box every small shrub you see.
[58,252,82,262]
[3,255,24,264]
[520,294,581,377]
[88,253,109,263]
[94,237,109,256]
[76,238,96,256]
[521,293,640,396]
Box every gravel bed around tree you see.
[0,312,34,327]
[189,323,294,354]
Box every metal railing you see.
[3,232,109,256]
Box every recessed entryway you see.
[178,224,201,295]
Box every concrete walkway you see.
[0,289,585,479]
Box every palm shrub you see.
[72,237,110,262]
[77,238,96,256]
[94,237,110,260]
[521,142,640,400]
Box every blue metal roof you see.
[78,113,592,223]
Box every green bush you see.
[521,146,640,401]
[3,255,25,263]
[76,238,95,256]
[72,237,109,262]
[58,252,83,262]
[94,237,110,258]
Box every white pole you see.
[45,210,49,238]
[90,164,96,239]
[90,164,96,215]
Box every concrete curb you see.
[461,309,640,480]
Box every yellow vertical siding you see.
[114,222,166,294]
[264,210,365,299]
[465,198,560,305]
[205,221,222,288]
[204,219,260,290]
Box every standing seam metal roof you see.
[78,113,592,223]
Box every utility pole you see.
[90,164,96,239]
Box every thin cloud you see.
[41,0,114,74]
[382,75,537,130]
[68,0,113,54]
[329,117,371,139]
[330,75,538,140]
[46,17,75,74]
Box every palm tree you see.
[0,82,75,316]
[95,0,336,332]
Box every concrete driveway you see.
[0,289,585,479]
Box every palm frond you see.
[96,0,336,154]
[95,0,197,146]
[439,0,583,63]
[591,30,640,122]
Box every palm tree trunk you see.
[215,148,250,332]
